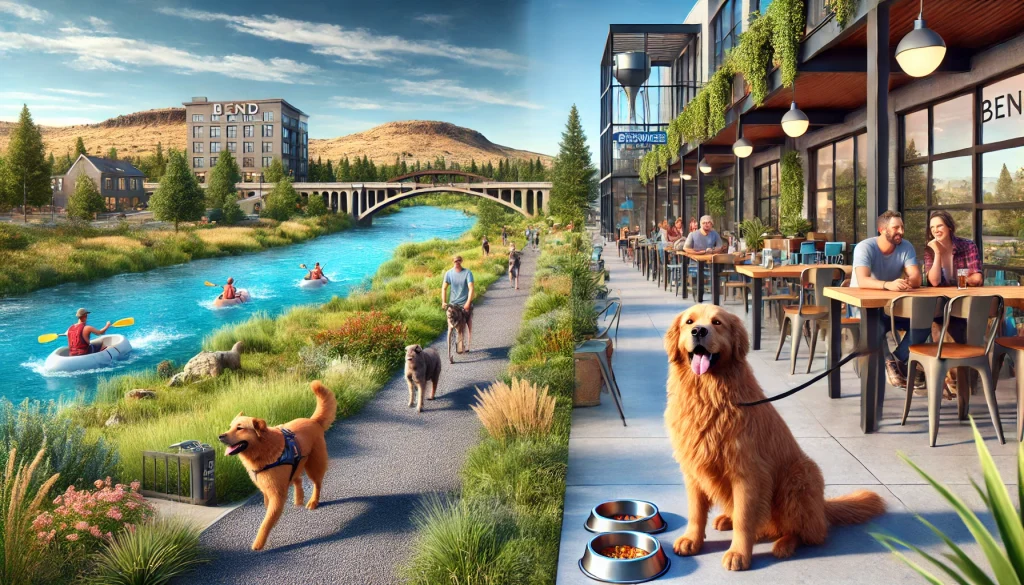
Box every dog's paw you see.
[713,514,733,531]
[722,550,751,571]
[771,535,799,558]
[673,535,703,556]
[306,500,319,511]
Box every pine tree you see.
[262,176,299,221]
[149,149,205,231]
[74,137,87,158]
[206,150,241,210]
[106,147,118,160]
[67,174,105,220]
[264,158,286,183]
[2,105,53,209]
[305,191,328,217]
[339,156,351,181]
[550,104,597,227]
[326,159,336,181]
[470,159,478,175]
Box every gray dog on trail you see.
[404,344,442,412]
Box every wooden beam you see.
[866,3,890,222]
[740,109,851,126]
[800,48,973,74]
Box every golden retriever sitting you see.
[664,305,885,571]
[405,344,442,412]
[442,303,471,363]
[218,381,337,551]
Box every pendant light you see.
[681,172,692,180]
[895,0,946,77]
[698,157,712,174]
[732,137,753,158]
[781,85,809,138]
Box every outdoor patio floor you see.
[557,243,1020,584]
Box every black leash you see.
[739,348,882,407]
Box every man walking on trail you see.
[442,254,475,341]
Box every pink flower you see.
[94,479,104,489]
[106,508,122,521]
[90,526,103,538]
[66,533,79,541]
[75,521,89,531]
[130,480,141,491]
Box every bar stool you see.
[992,336,1024,442]
[775,267,842,374]
[574,339,627,426]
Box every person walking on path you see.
[501,225,508,246]
[508,243,521,290]
[180,250,537,585]
[442,255,475,342]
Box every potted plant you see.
[739,217,768,262]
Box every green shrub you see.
[313,311,407,369]
[203,313,277,353]
[86,517,207,585]
[463,437,567,510]
[156,360,174,379]
[0,224,29,250]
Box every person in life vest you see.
[222,277,237,300]
[307,262,328,281]
[67,308,110,356]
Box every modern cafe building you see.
[600,0,1024,277]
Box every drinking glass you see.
[957,268,968,290]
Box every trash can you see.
[141,440,216,506]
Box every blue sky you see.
[0,0,693,156]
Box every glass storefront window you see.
[757,162,780,229]
[903,209,928,259]
[982,71,1024,145]
[931,156,972,205]
[933,94,973,154]
[982,210,1024,267]
[817,145,833,189]
[903,108,928,160]
[855,134,867,242]
[815,134,866,247]
[817,191,834,236]
[982,145,1024,203]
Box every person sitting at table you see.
[851,210,928,392]
[923,209,983,398]
[657,220,670,243]
[688,217,699,234]
[667,218,684,244]
[678,215,727,253]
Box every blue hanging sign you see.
[613,131,668,144]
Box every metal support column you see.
[866,3,890,222]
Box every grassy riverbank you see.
[402,230,580,585]
[0,215,352,297]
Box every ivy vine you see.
[827,0,858,29]
[704,179,728,222]
[779,150,811,236]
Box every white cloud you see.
[408,67,440,77]
[0,31,322,83]
[390,79,542,110]
[0,91,76,102]
[414,14,452,26]
[329,96,455,112]
[0,1,48,22]
[87,16,112,31]
[59,16,113,35]
[160,8,526,72]
[41,88,107,98]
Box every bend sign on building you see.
[612,131,668,145]
[212,102,260,116]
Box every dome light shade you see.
[732,137,753,158]
[781,101,809,137]
[681,172,692,180]
[698,157,712,174]
[895,18,946,77]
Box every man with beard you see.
[852,210,926,390]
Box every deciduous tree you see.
[67,174,105,220]
[263,158,286,183]
[206,150,241,210]
[262,176,299,221]
[149,149,204,231]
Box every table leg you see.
[859,308,883,433]
[752,276,762,350]
[697,261,705,303]
[711,262,720,305]
[956,367,969,420]
[681,255,689,299]
[663,258,669,291]
[828,298,842,399]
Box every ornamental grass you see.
[472,378,556,441]
[0,446,61,585]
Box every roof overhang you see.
[603,24,702,67]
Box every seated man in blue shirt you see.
[679,215,728,253]
[851,210,929,393]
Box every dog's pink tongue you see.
[224,446,234,456]
[691,353,711,376]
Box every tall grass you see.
[0,447,61,585]
[85,517,207,585]
[471,379,556,441]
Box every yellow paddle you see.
[38,317,135,344]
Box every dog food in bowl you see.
[611,514,641,521]
[599,544,651,559]
[585,500,666,534]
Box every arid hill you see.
[0,110,551,167]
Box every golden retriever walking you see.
[664,305,885,571]
[218,381,337,551]
[443,303,471,363]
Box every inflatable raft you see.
[213,289,250,308]
[299,277,329,289]
[43,334,133,373]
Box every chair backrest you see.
[796,267,844,312]
[887,295,947,349]
[595,300,622,341]
[824,242,843,257]
[799,241,817,256]
[940,294,1003,356]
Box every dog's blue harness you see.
[257,428,303,481]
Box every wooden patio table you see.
[822,285,1024,434]
[735,264,851,351]
[670,251,743,305]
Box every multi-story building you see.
[602,0,1024,276]
[182,97,309,183]
[52,154,147,211]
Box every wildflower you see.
[66,533,79,541]
[130,480,141,491]
[106,508,122,521]
[75,521,89,531]
[94,479,104,489]
[90,526,103,538]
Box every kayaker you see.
[221,278,237,300]
[309,262,327,281]
[67,308,110,356]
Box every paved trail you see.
[180,251,536,585]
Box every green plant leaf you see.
[969,418,1024,579]
[873,533,969,585]
[917,515,998,585]
[900,450,1020,585]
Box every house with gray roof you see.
[51,155,147,211]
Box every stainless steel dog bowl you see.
[585,500,666,534]
[579,531,670,584]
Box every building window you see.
[712,0,742,72]
[243,114,255,122]
[195,172,206,184]
[262,157,273,168]
[283,143,290,155]
[756,161,780,229]
[244,125,254,137]
[243,157,255,168]
[244,142,254,153]
[104,177,112,190]
[227,142,237,152]
[193,142,203,153]
[210,126,221,138]
[210,157,218,167]
[262,124,273,137]
[814,133,868,248]
[129,178,137,190]
[210,142,221,153]
[282,127,290,139]
[118,177,126,190]
[262,142,273,153]
[211,114,220,122]
[263,111,274,122]
[227,114,237,122]
[227,125,237,138]
[106,197,117,211]
[282,114,291,126]
[192,114,203,122]
[194,157,204,168]
[192,126,204,138]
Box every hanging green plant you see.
[655,144,671,174]
[731,13,774,106]
[666,117,682,163]
[827,0,858,29]
[706,62,735,138]
[779,150,811,236]
[704,179,727,223]
[766,0,806,89]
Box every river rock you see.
[105,413,124,427]
[126,389,156,400]
[168,341,244,387]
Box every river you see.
[0,206,474,404]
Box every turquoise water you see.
[0,206,474,404]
